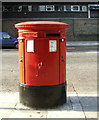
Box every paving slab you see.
[0,92,19,103]
[9,110,47,118]
[79,96,97,107]
[46,111,85,118]
[0,92,19,110]
[84,111,97,118]
[0,85,97,119]
[0,103,16,109]
[0,110,13,120]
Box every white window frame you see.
[3,6,13,12]
[28,5,32,12]
[13,5,22,12]
[64,5,67,11]
[82,6,87,12]
[71,5,80,12]
[46,5,55,11]
[18,6,22,12]
[64,5,71,11]
[39,5,46,11]
[88,4,99,18]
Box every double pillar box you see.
[15,21,69,108]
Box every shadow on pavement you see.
[0,95,97,112]
[1,118,98,120]
[1,48,18,51]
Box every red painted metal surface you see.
[15,21,69,86]
[15,21,69,30]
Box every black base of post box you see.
[19,82,67,109]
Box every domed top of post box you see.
[15,21,69,30]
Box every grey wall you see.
[3,12,88,19]
[2,19,99,41]
[61,19,98,41]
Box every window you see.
[22,5,28,12]
[14,6,22,12]
[32,5,37,12]
[39,5,55,12]
[46,5,54,11]
[90,6,99,10]
[71,5,80,11]
[14,5,36,12]
[82,6,87,11]
[55,5,62,11]
[22,5,36,12]
[88,4,99,18]
[3,6,13,12]
[28,5,32,12]
[39,5,46,11]
[3,34,11,39]
[64,5,71,11]
[3,5,37,12]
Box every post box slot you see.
[26,40,34,52]
[49,40,57,52]
[46,33,60,37]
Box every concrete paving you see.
[0,43,98,119]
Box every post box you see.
[15,21,69,108]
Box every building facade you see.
[1,0,99,41]
[2,2,99,19]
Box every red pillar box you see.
[15,21,69,108]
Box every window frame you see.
[82,6,87,12]
[28,5,33,12]
[88,4,99,18]
[55,5,63,12]
[2,6,14,12]
[64,5,71,11]
[21,5,36,12]
[39,5,46,11]
[46,5,55,12]
[71,5,80,12]
[14,5,22,12]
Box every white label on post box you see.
[26,40,34,52]
[49,40,57,52]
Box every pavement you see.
[66,41,99,52]
[0,41,98,119]
[67,41,99,47]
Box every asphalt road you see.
[0,48,97,95]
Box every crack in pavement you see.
[69,96,74,110]
[71,83,87,120]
